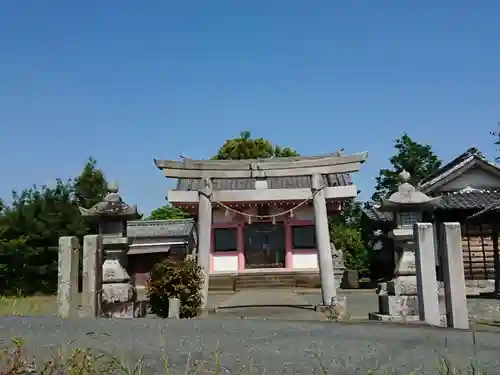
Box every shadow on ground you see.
[217,304,314,310]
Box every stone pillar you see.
[57,236,80,318]
[440,222,469,329]
[198,177,213,310]
[82,235,103,317]
[311,173,337,306]
[414,223,441,326]
[168,297,181,318]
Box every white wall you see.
[212,255,238,272]
[292,252,318,269]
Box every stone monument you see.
[79,182,146,318]
[369,171,442,322]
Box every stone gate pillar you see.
[311,173,337,306]
[57,236,80,318]
[198,178,212,310]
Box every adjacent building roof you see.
[437,188,500,210]
[363,205,394,222]
[127,219,195,238]
[419,147,500,193]
[468,199,500,220]
[364,188,500,222]
[364,148,500,223]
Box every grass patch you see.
[0,337,491,374]
[0,295,58,316]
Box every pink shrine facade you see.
[173,191,347,274]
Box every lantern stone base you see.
[102,283,136,303]
[369,278,447,323]
[334,267,344,287]
[368,312,447,326]
[378,295,419,316]
[102,301,148,318]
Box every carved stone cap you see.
[380,171,441,212]
[79,182,138,220]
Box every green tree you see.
[329,198,371,276]
[371,133,442,202]
[73,157,108,209]
[0,180,81,295]
[213,130,299,160]
[148,204,190,220]
[330,222,368,275]
[0,157,108,295]
[148,131,299,218]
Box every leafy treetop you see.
[73,157,109,209]
[212,130,299,160]
[371,133,442,202]
[148,131,299,220]
[148,205,190,221]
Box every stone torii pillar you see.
[198,178,212,310]
[312,173,337,305]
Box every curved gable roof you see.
[419,148,500,194]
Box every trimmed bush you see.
[147,257,203,319]
[330,223,369,277]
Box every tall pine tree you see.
[372,134,441,202]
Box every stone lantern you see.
[369,170,441,321]
[79,182,145,318]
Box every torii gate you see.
[154,152,368,309]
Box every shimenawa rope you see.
[213,186,325,220]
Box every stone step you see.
[235,278,296,286]
[209,275,236,292]
[235,283,296,291]
[236,274,296,280]
[209,271,322,291]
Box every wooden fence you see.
[461,222,497,280]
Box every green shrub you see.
[330,223,369,277]
[0,238,59,296]
[147,257,203,319]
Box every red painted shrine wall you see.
[200,201,342,272]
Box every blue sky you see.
[1,1,499,215]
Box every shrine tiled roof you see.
[127,219,195,238]
[363,189,500,222]
[175,173,352,191]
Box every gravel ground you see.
[1,317,500,374]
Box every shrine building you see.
[154,151,367,277]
